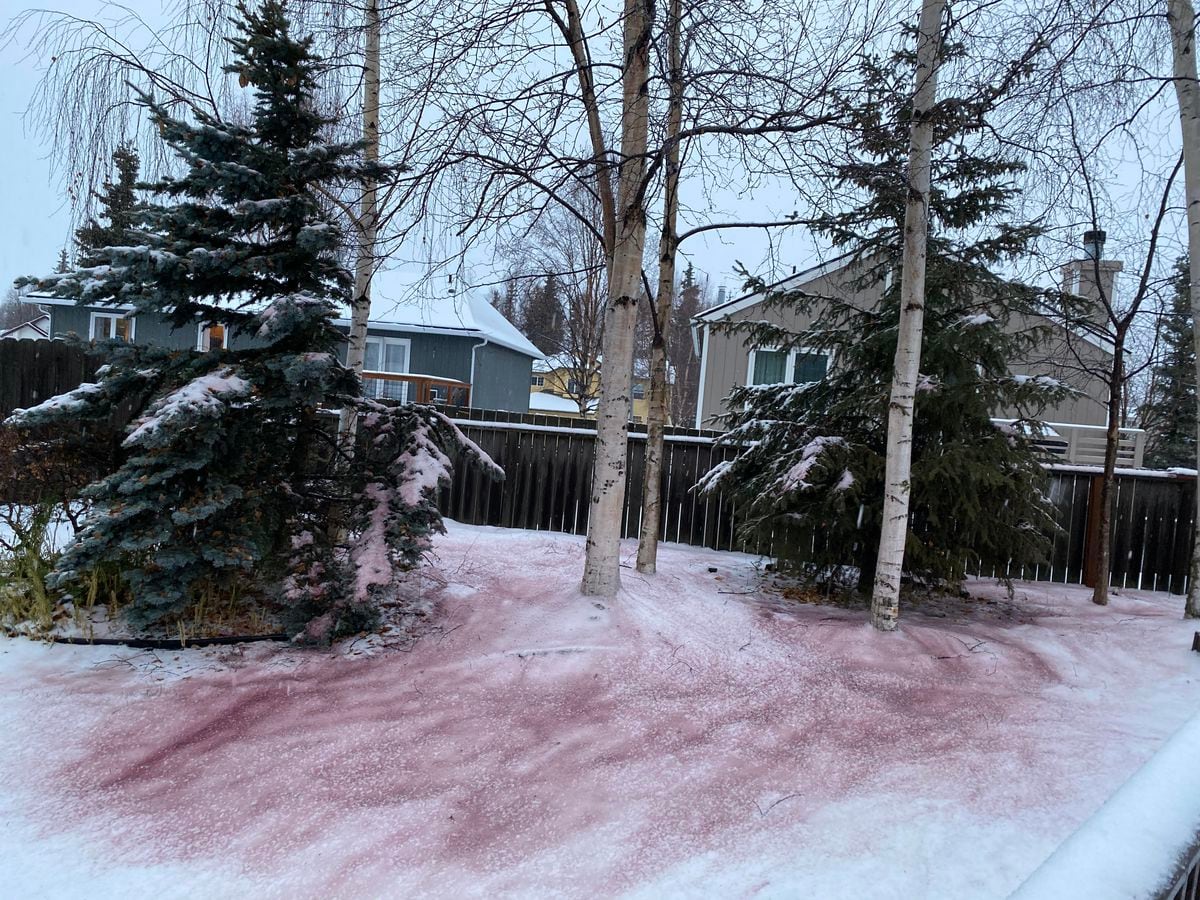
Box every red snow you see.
[3,522,1200,898]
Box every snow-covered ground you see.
[2,521,1199,899]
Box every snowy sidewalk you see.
[2,521,1199,899]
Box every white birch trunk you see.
[636,0,684,576]
[1168,0,1200,618]
[869,0,946,631]
[580,0,653,596]
[338,0,381,450]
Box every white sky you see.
[0,0,1184,311]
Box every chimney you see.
[1060,229,1122,329]
[716,285,728,306]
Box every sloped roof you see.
[334,268,543,359]
[30,269,544,360]
[0,314,50,340]
[694,251,857,323]
[529,392,589,414]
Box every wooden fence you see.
[0,341,1193,594]
[0,338,100,419]
[439,407,1198,595]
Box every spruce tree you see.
[9,1,500,638]
[74,142,141,267]
[704,52,1067,593]
[521,275,565,354]
[1143,257,1197,468]
[668,263,702,424]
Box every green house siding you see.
[47,305,260,351]
[472,343,532,413]
[46,304,535,413]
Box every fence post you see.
[1081,474,1105,588]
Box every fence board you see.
[443,413,1198,593]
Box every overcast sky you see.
[0,1,1183,312]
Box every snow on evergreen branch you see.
[123,368,251,448]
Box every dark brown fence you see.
[0,344,1192,594]
[0,338,99,420]
[440,407,1198,595]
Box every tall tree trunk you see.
[1168,0,1200,618]
[1092,340,1125,605]
[580,0,653,596]
[338,0,381,451]
[869,0,946,632]
[636,0,684,576]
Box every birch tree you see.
[636,0,685,575]
[1168,0,1200,618]
[580,0,655,596]
[338,0,382,448]
[870,0,948,632]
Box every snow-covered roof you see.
[529,391,599,415]
[29,271,544,360]
[528,392,588,415]
[344,269,543,359]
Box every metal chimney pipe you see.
[1082,229,1106,260]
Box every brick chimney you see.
[1060,230,1122,329]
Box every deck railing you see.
[993,419,1146,467]
[362,371,471,407]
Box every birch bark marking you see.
[869,0,947,632]
[636,0,684,575]
[1169,0,1200,618]
[338,0,381,451]
[581,0,654,596]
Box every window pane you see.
[384,340,407,373]
[93,317,112,340]
[115,318,132,342]
[208,324,225,350]
[793,351,828,384]
[364,339,381,372]
[751,350,786,385]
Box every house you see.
[0,314,50,341]
[530,353,655,422]
[691,238,1143,465]
[27,272,542,414]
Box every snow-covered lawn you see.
[2,521,1199,898]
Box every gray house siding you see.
[45,302,534,413]
[47,305,261,351]
[472,343,533,413]
[697,259,882,427]
[695,258,1113,430]
[402,332,474,381]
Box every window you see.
[89,312,135,342]
[567,378,583,395]
[748,347,831,387]
[793,351,828,384]
[363,336,411,402]
[531,374,545,387]
[751,349,788,385]
[632,382,645,400]
[198,323,226,351]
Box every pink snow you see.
[353,482,395,599]
[2,523,1199,898]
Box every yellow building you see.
[529,354,655,423]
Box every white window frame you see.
[89,311,136,342]
[531,374,546,387]
[746,345,833,387]
[363,335,412,402]
[197,323,227,351]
